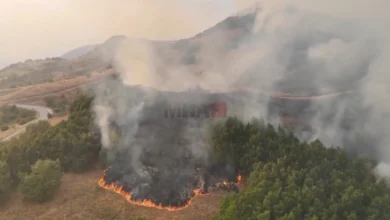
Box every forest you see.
[0,95,389,220]
[211,118,390,220]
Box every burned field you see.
[95,89,242,211]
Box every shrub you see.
[19,159,63,203]
[18,119,27,125]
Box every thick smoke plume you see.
[93,0,390,207]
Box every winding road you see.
[0,104,53,142]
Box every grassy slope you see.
[0,170,226,220]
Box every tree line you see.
[211,117,390,220]
[0,95,101,203]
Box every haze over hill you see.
[87,1,390,183]
[1,4,375,95]
[2,1,390,219]
[2,0,390,176]
[61,44,98,60]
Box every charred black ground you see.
[99,89,241,208]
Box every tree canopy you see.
[19,159,63,203]
[0,94,101,203]
[212,117,390,220]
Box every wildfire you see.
[98,177,204,211]
[98,168,242,211]
[98,167,208,211]
[237,174,242,184]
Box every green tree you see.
[213,117,390,220]
[19,159,63,203]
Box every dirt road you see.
[0,104,53,142]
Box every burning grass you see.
[98,168,242,211]
[94,95,244,212]
[98,177,203,211]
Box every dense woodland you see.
[211,118,390,220]
[0,95,389,220]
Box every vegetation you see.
[44,94,69,115]
[19,159,63,203]
[0,105,36,129]
[0,125,8,131]
[0,57,106,89]
[0,95,389,220]
[0,94,101,204]
[212,117,390,220]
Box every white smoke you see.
[94,105,113,148]
[92,0,390,178]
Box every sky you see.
[1,0,389,69]
[0,0,235,69]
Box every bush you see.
[0,161,12,203]
[17,119,28,125]
[0,125,8,131]
[19,159,63,203]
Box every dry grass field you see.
[47,115,69,126]
[0,170,228,220]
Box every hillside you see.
[0,57,107,89]
[61,44,97,60]
[0,8,371,96]
[0,12,257,89]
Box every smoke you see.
[92,0,390,197]
[242,0,390,178]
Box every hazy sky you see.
[1,0,389,69]
[0,0,235,68]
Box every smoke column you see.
[92,0,390,193]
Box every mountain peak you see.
[235,2,261,17]
[103,35,127,44]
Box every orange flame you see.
[98,169,205,211]
[98,168,241,211]
[237,174,242,184]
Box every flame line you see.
[98,178,203,211]
[98,169,242,211]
